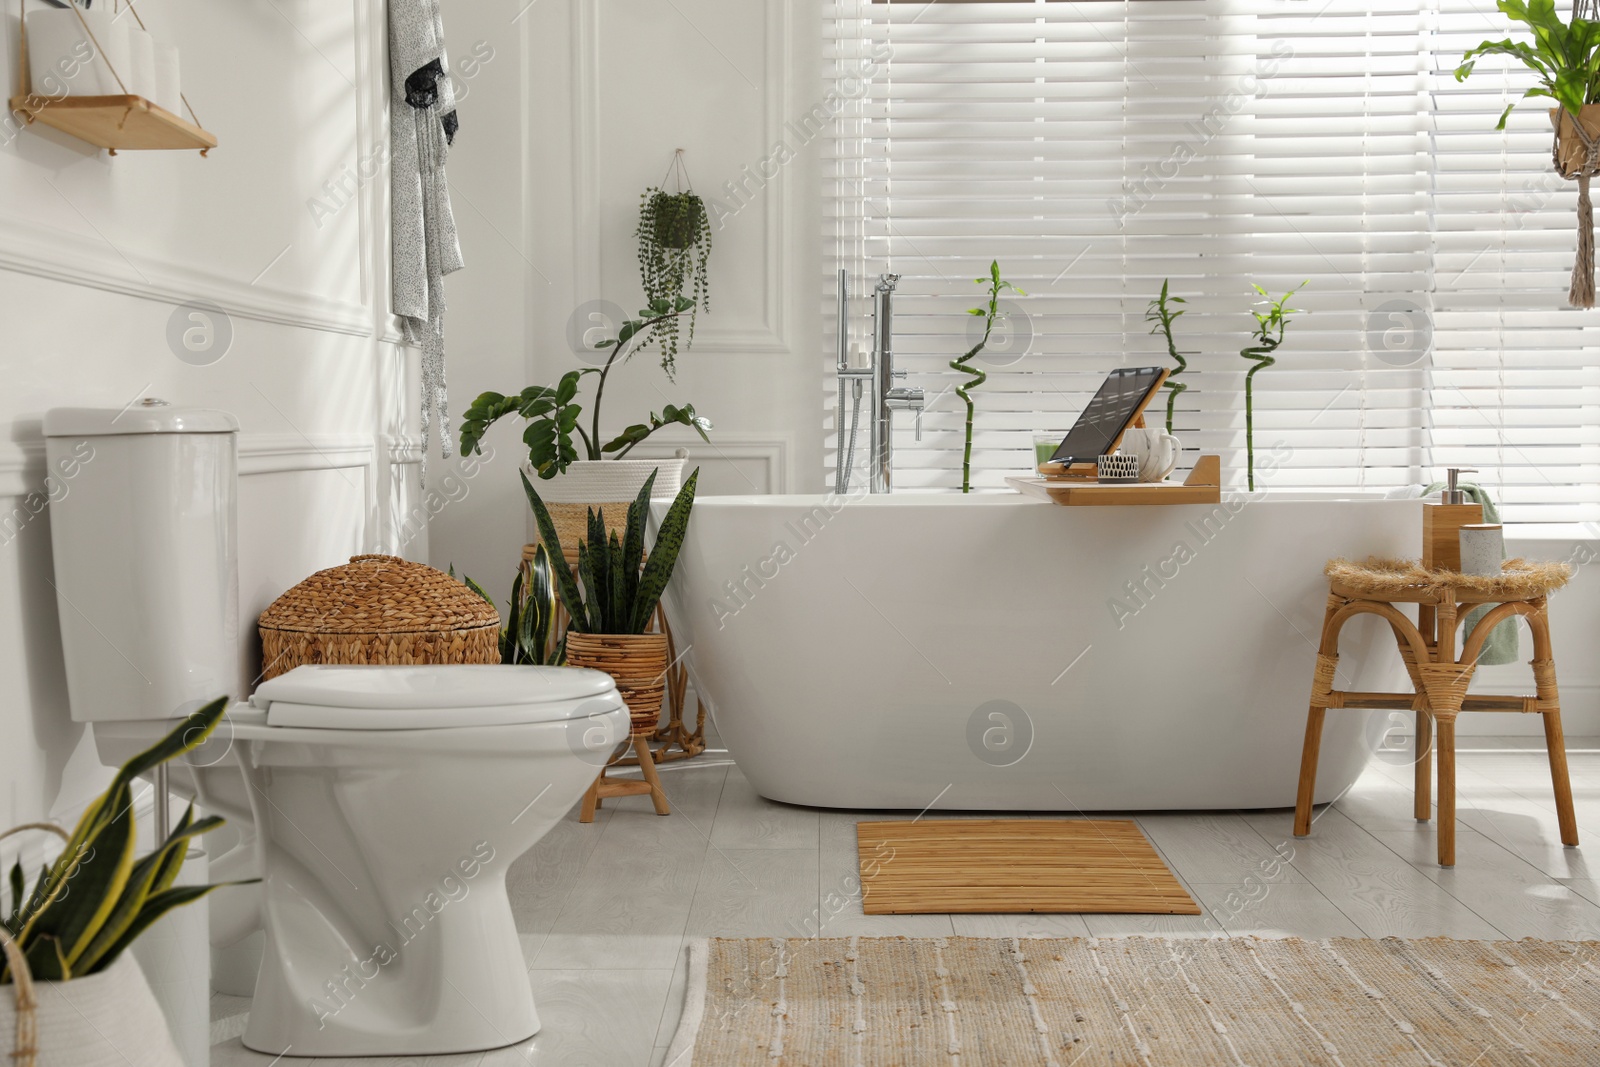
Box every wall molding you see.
[569,0,793,355]
[0,210,374,339]
[629,430,790,494]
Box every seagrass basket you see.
[257,555,500,680]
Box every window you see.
[825,0,1598,522]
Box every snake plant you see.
[952,261,1025,493]
[2,698,251,983]
[459,543,562,665]
[1145,280,1189,434]
[521,466,699,635]
[1240,282,1308,492]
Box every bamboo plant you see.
[952,261,1025,493]
[458,297,711,480]
[521,466,699,635]
[1240,282,1307,492]
[2,698,251,983]
[1145,280,1190,435]
[459,542,561,665]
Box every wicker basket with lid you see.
[257,555,500,681]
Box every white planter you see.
[0,955,183,1067]
[529,457,687,504]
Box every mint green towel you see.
[1420,481,1517,666]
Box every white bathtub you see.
[661,491,1419,811]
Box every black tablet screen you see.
[1049,367,1165,464]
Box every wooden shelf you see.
[8,94,216,153]
[1007,454,1222,506]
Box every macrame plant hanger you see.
[1562,0,1600,306]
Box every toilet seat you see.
[251,664,623,729]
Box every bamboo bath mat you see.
[857,819,1200,915]
[667,936,1600,1065]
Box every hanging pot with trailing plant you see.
[1457,0,1600,307]
[637,150,713,377]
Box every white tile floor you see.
[211,735,1600,1066]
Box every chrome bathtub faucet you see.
[836,271,924,494]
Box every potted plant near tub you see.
[520,466,698,819]
[458,297,712,550]
[1,700,250,1066]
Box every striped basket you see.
[528,458,686,556]
[565,632,669,736]
[257,555,500,680]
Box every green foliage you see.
[1239,282,1308,492]
[2,698,254,983]
[1456,0,1600,129]
[637,188,713,378]
[457,296,711,479]
[520,467,700,635]
[1145,280,1190,434]
[458,545,562,665]
[951,261,1025,493]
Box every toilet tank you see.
[44,403,241,722]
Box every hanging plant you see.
[1144,279,1190,434]
[636,153,712,378]
[1455,0,1600,306]
[1240,282,1307,492]
[952,261,1024,493]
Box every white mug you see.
[1119,427,1181,483]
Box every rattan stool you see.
[1294,556,1577,867]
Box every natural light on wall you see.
[824,0,1598,522]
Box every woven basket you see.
[565,632,668,736]
[529,458,687,556]
[257,554,500,680]
[1551,105,1600,179]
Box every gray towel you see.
[390,0,463,484]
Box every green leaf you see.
[630,468,699,634]
[89,881,257,975]
[521,471,588,632]
[621,470,656,627]
[608,531,626,632]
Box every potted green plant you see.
[1,699,250,1066]
[457,542,562,665]
[459,297,711,546]
[952,261,1024,493]
[1240,282,1307,492]
[1145,280,1190,434]
[521,467,699,815]
[1456,0,1600,305]
[637,175,713,377]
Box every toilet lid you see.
[253,665,624,729]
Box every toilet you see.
[45,404,627,1057]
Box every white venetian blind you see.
[823,0,1599,521]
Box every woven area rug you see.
[664,935,1600,1065]
[857,819,1200,915]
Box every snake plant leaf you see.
[521,471,587,633]
[91,882,254,974]
[608,531,625,631]
[577,541,604,633]
[585,507,610,629]
[622,470,655,621]
[73,809,225,975]
[20,780,137,969]
[529,543,556,662]
[630,468,698,634]
[7,858,22,926]
[24,933,70,982]
[462,574,494,608]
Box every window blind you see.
[823,0,1599,521]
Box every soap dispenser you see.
[1423,468,1484,569]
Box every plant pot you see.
[525,458,687,553]
[1551,105,1600,179]
[0,955,184,1067]
[650,192,705,250]
[565,632,669,736]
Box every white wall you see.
[0,1,420,839]
[430,0,825,605]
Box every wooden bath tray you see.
[1006,454,1221,506]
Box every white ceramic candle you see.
[1459,523,1504,576]
[24,8,132,97]
[153,42,183,116]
